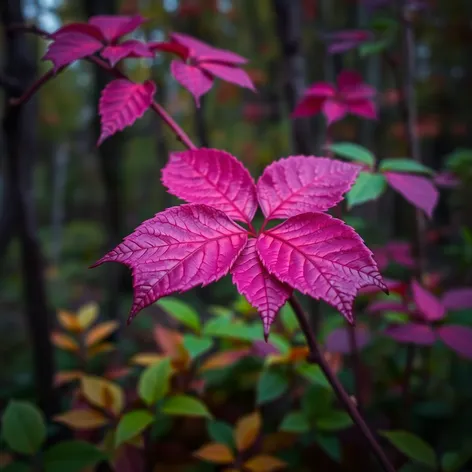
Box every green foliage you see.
[347,172,387,208]
[256,368,289,404]
[43,441,106,472]
[157,298,201,332]
[1,400,46,455]
[328,142,375,167]
[138,358,173,406]
[379,158,433,175]
[207,420,235,448]
[161,395,212,418]
[279,411,310,433]
[183,334,214,359]
[115,410,154,447]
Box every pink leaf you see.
[256,212,386,322]
[337,70,363,91]
[323,99,348,125]
[89,15,144,42]
[170,60,213,106]
[43,32,103,71]
[385,172,439,218]
[98,79,156,145]
[292,95,325,118]
[412,280,445,321]
[325,325,371,354]
[162,148,258,224]
[434,171,459,188]
[257,156,359,220]
[170,32,247,65]
[51,23,104,42]
[305,82,337,97]
[442,288,472,311]
[149,40,189,59]
[343,84,376,101]
[92,204,248,322]
[347,99,377,120]
[437,325,472,359]
[385,323,436,345]
[386,241,415,268]
[101,40,153,67]
[359,278,405,295]
[231,239,292,339]
[367,300,408,314]
[199,62,256,90]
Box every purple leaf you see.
[98,79,156,145]
[101,40,153,67]
[256,156,359,220]
[256,212,386,323]
[437,325,472,359]
[434,171,459,188]
[252,339,281,357]
[199,62,255,91]
[170,32,248,65]
[92,204,248,322]
[50,23,104,42]
[385,323,436,345]
[385,172,439,218]
[442,288,472,311]
[323,99,348,125]
[367,300,408,314]
[89,14,145,42]
[170,60,213,106]
[359,278,404,295]
[43,32,103,71]
[162,148,258,224]
[325,325,371,354]
[412,280,445,322]
[231,239,292,339]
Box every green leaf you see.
[161,395,212,418]
[316,411,352,431]
[157,298,201,332]
[2,400,46,454]
[183,334,213,359]
[2,463,31,472]
[380,430,436,468]
[256,369,289,405]
[279,411,310,433]
[379,158,433,175]
[267,333,291,356]
[316,434,342,463]
[296,363,331,389]
[207,420,235,448]
[328,142,375,167]
[359,39,389,57]
[347,172,386,208]
[280,304,298,333]
[115,410,154,447]
[43,440,106,472]
[138,357,173,406]
[442,444,472,472]
[301,385,333,421]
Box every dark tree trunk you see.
[1,0,57,417]
[84,0,127,327]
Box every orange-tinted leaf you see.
[288,346,309,362]
[0,452,12,467]
[262,433,296,453]
[194,443,234,464]
[54,370,83,387]
[88,342,115,358]
[131,353,165,366]
[154,325,183,357]
[105,367,131,380]
[200,349,250,372]
[77,302,99,329]
[235,411,261,452]
[54,409,109,429]
[81,375,124,415]
[223,469,240,472]
[243,455,287,471]
[58,310,81,332]
[85,321,119,346]
[51,332,79,352]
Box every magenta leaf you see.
[101,40,153,67]
[359,278,405,295]
[256,212,386,322]
[442,288,472,311]
[97,79,156,145]
[385,323,436,345]
[323,99,348,125]
[437,325,472,359]
[347,100,377,120]
[231,239,292,339]
[88,15,145,42]
[162,148,258,224]
[292,95,325,118]
[170,60,213,106]
[367,300,408,314]
[199,62,255,91]
[325,325,371,354]
[337,70,364,91]
[434,171,459,188]
[385,172,439,218]
[44,31,103,71]
[92,204,248,322]
[257,156,359,220]
[412,280,445,322]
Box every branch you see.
[289,296,396,472]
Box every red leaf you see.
[412,280,445,321]
[43,32,103,71]
[231,239,292,339]
[162,148,258,224]
[92,205,248,322]
[256,212,386,322]
[89,14,145,42]
[101,40,153,67]
[257,156,359,220]
[98,79,156,145]
[437,325,472,359]
[385,323,436,345]
[170,60,213,106]
[384,172,438,218]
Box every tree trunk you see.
[1,0,57,417]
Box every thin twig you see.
[289,296,396,472]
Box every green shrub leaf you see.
[347,172,386,208]
[328,143,375,167]
[256,369,289,405]
[162,395,212,418]
[183,334,213,359]
[157,298,201,332]
[138,357,173,406]
[115,410,154,447]
[379,158,433,175]
[44,440,106,472]
[279,411,310,433]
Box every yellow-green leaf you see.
[54,410,109,430]
[115,410,154,448]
